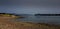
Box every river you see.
[12,15,60,25]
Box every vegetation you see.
[0,13,24,19]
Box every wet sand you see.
[0,16,60,29]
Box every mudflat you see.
[0,16,60,29]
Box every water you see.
[14,15,60,25]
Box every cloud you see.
[0,0,60,6]
[0,0,60,14]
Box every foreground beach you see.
[0,16,60,29]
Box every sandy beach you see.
[0,16,60,29]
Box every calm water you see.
[14,15,60,25]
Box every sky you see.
[0,0,60,14]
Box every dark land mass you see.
[35,14,60,16]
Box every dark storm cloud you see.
[0,0,60,14]
[0,0,60,6]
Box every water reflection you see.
[13,15,60,25]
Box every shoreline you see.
[0,16,60,29]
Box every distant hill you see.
[35,14,60,16]
[0,13,32,17]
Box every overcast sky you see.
[0,0,60,14]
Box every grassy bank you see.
[0,13,25,19]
